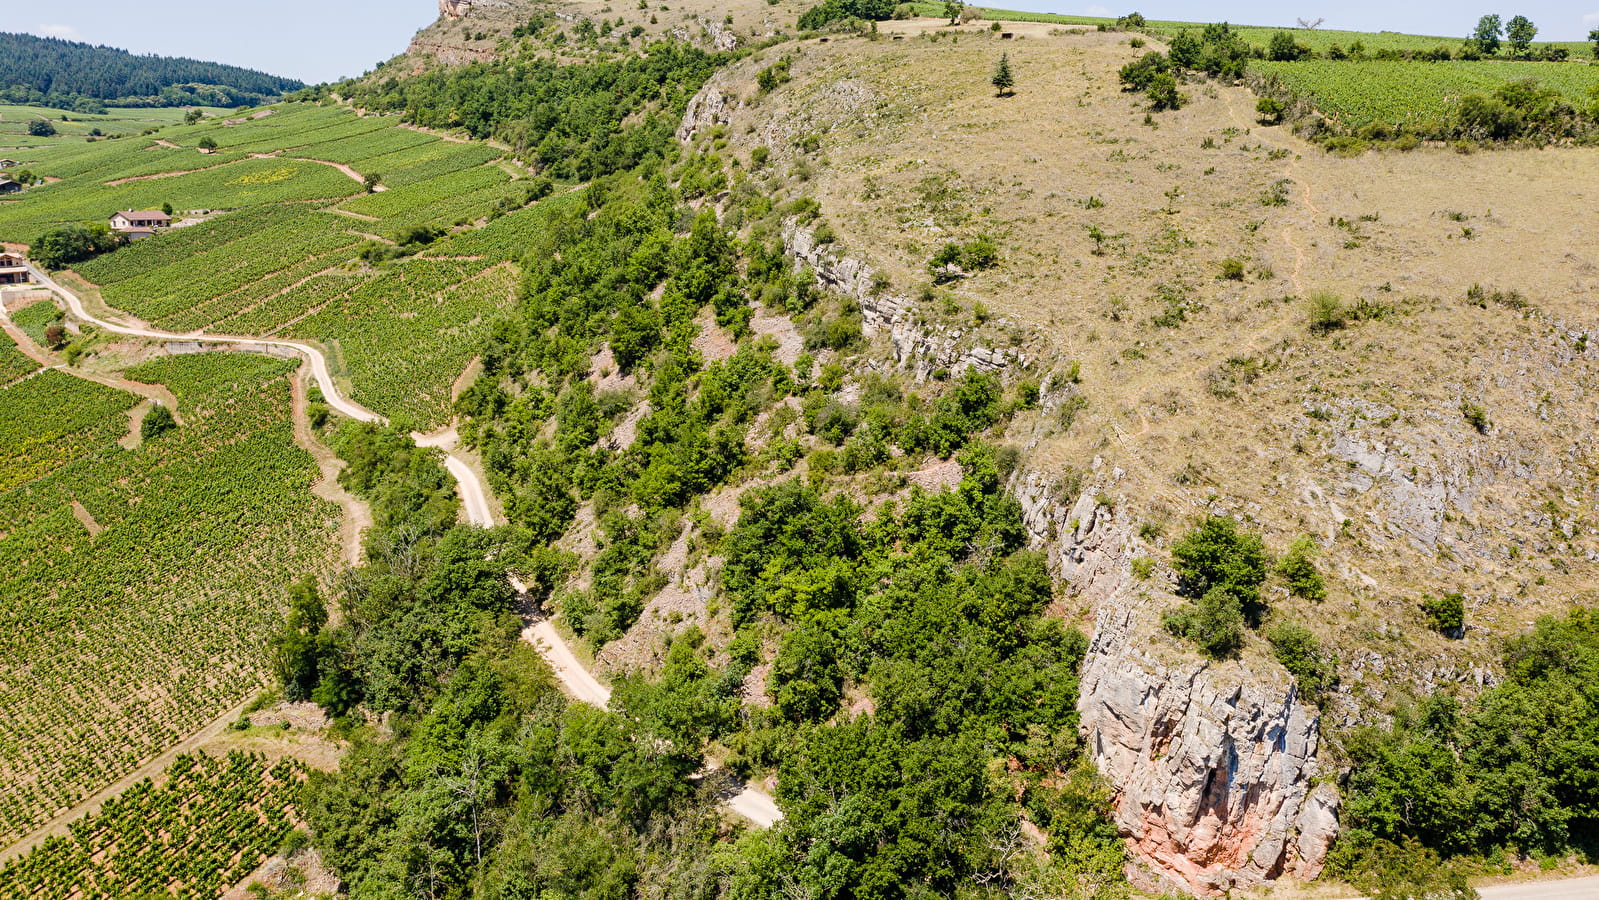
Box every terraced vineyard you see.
[0,354,337,845]
[0,751,306,898]
[0,101,557,426]
[1253,59,1599,130]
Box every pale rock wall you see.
[780,220,1020,380]
[1011,472,1339,894]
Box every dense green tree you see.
[29,222,118,269]
[1504,15,1537,57]
[139,403,177,441]
[26,118,55,136]
[1471,14,1503,55]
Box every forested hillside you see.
[0,32,302,109]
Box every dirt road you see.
[28,264,783,828]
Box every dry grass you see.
[706,24,1599,721]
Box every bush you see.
[27,119,56,137]
[1170,516,1270,624]
[1276,535,1326,602]
[1164,586,1246,659]
[141,403,177,440]
[1256,96,1285,125]
[1460,401,1490,435]
[1218,257,1246,281]
[1308,291,1346,334]
[1265,621,1333,699]
[1421,593,1465,636]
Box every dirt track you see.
[25,264,784,829]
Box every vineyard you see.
[0,340,38,385]
[1252,59,1599,130]
[0,354,337,846]
[0,751,306,899]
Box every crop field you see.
[0,156,359,243]
[0,341,38,385]
[0,751,306,898]
[904,4,1596,58]
[0,104,225,137]
[8,299,63,348]
[1252,59,1599,129]
[0,354,337,846]
[4,100,554,425]
[288,259,520,422]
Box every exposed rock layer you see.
[1012,474,1338,893]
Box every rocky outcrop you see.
[677,87,737,143]
[439,0,473,18]
[782,221,1023,380]
[1011,473,1339,894]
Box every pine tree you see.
[991,52,1014,96]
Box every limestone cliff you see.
[1012,475,1339,892]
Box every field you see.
[1252,59,1599,130]
[0,751,306,898]
[0,354,338,847]
[0,104,229,138]
[906,3,1596,58]
[6,101,555,425]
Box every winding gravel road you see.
[25,263,782,828]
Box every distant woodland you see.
[0,32,303,110]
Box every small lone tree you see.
[364,172,383,192]
[1471,13,1502,55]
[1590,27,1599,58]
[197,136,217,150]
[141,403,177,441]
[944,0,962,25]
[1505,15,1537,57]
[991,52,1014,96]
[27,119,56,137]
[183,108,203,125]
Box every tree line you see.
[0,31,302,109]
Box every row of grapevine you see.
[1252,59,1599,130]
[0,353,338,843]
[0,750,307,899]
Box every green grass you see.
[0,354,337,845]
[1253,59,1599,130]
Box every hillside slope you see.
[671,21,1599,893]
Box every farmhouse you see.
[0,252,29,285]
[0,180,21,194]
[110,210,171,230]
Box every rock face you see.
[1011,474,1339,894]
[780,221,1022,380]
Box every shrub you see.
[1308,291,1346,335]
[1164,586,1246,659]
[141,403,177,441]
[1256,96,1285,125]
[1460,401,1490,435]
[1265,621,1333,699]
[1170,516,1270,625]
[1218,257,1246,281]
[27,119,56,137]
[1276,535,1326,602]
[1421,593,1465,636]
